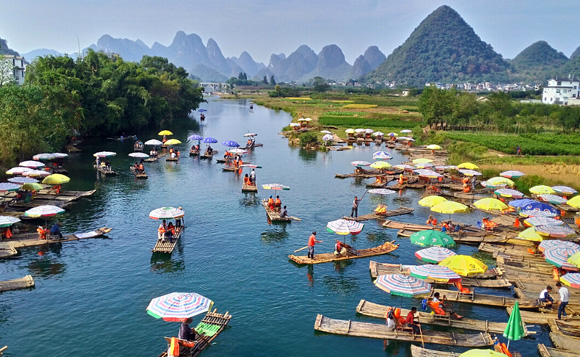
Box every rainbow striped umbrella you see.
[24,205,65,218]
[560,273,580,289]
[494,188,525,199]
[19,160,45,169]
[326,219,364,235]
[350,160,371,167]
[539,240,580,253]
[33,153,56,161]
[6,167,33,175]
[544,248,580,269]
[415,169,442,178]
[147,292,213,322]
[500,170,525,179]
[8,176,38,184]
[408,265,461,283]
[539,194,567,205]
[458,169,482,177]
[524,216,563,227]
[24,170,51,178]
[415,247,457,263]
[372,151,392,161]
[374,274,431,297]
[552,186,577,196]
[149,207,185,220]
[535,225,576,238]
[521,209,559,218]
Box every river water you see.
[0,97,545,356]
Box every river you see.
[0,96,545,356]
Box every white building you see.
[542,78,580,105]
[0,55,26,85]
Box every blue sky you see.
[2,0,579,64]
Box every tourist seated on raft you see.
[426,215,437,227]
[274,196,282,211]
[405,307,420,334]
[178,317,198,342]
[385,307,404,331]
[244,174,250,185]
[267,196,274,210]
[481,217,498,231]
[374,204,388,216]
[166,222,176,240]
[354,167,368,174]
[50,222,63,239]
[37,225,49,240]
[9,190,25,204]
[1,226,13,240]
[334,241,348,257]
[539,285,554,308]
[279,205,288,218]
[431,292,462,319]
[158,220,168,241]
[176,150,180,158]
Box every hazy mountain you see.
[369,5,510,86]
[206,38,231,76]
[190,63,228,83]
[350,55,372,79]
[571,46,580,60]
[304,44,352,82]
[0,38,19,56]
[96,34,151,62]
[363,46,386,70]
[229,51,265,77]
[510,41,568,82]
[22,48,66,60]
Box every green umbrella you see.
[503,300,524,349]
[410,230,455,248]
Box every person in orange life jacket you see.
[307,231,321,259]
[267,196,274,210]
[274,196,282,211]
[176,150,180,158]
[433,292,462,319]
[2,226,13,240]
[158,220,167,240]
[166,222,175,239]
[426,215,437,226]
[244,174,249,185]
[37,225,48,240]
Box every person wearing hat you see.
[307,231,321,259]
[50,222,63,239]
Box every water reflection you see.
[28,254,66,278]
[332,259,355,272]
[307,265,314,287]
[150,252,185,274]
[239,193,259,207]
[298,148,317,162]
[260,227,288,244]
[322,275,359,295]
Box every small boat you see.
[289,241,398,265]
[151,226,183,254]
[134,141,144,151]
[200,149,217,160]
[166,156,179,162]
[0,275,35,292]
[242,143,263,149]
[538,344,578,357]
[158,309,231,357]
[189,148,200,156]
[242,183,257,193]
[130,166,148,179]
[313,314,494,347]
[95,165,116,176]
[262,199,291,223]
[144,157,158,163]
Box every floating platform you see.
[0,275,34,292]
[383,220,433,230]
[144,157,158,162]
[96,166,116,176]
[429,288,541,309]
[538,344,578,357]
[506,307,580,325]
[0,244,18,259]
[130,167,148,179]
[313,314,494,347]
[550,332,580,351]
[151,228,182,254]
[242,183,257,193]
[165,157,179,162]
[356,299,518,335]
[342,207,414,222]
[189,149,200,156]
[410,345,459,357]
[262,199,291,223]
[397,229,534,246]
[289,241,398,265]
[5,227,112,251]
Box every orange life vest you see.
[37,227,47,239]
[168,337,180,357]
[158,226,166,234]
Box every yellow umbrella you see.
[431,201,469,214]
[426,144,442,150]
[22,182,44,191]
[158,130,173,136]
[459,350,508,357]
[42,174,70,185]
[457,162,479,170]
[345,128,355,134]
[473,198,508,212]
[529,185,556,195]
[439,255,488,277]
[518,227,543,242]
[568,196,580,208]
[413,158,433,164]
[487,177,515,187]
[370,161,392,170]
[164,139,182,146]
[568,252,580,268]
[418,196,447,207]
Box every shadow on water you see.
[28,252,66,279]
[150,252,185,274]
[364,231,393,244]
[260,227,289,244]
[321,275,359,295]
[239,192,260,207]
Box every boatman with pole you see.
[307,231,321,259]
[351,196,361,218]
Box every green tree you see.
[312,77,330,92]
[263,75,268,85]
[418,86,454,128]
[270,75,276,85]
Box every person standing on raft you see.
[351,196,361,218]
[307,231,321,259]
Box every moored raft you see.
[166,156,179,162]
[95,165,116,176]
[200,149,218,160]
[289,241,398,265]
[507,306,580,325]
[0,275,35,292]
[5,227,112,250]
[342,207,414,222]
[356,299,520,335]
[383,219,434,230]
[189,148,200,156]
[550,332,580,351]
[410,345,459,357]
[262,199,291,222]
[158,309,231,357]
[538,344,578,357]
[428,288,541,309]
[313,314,494,347]
[548,318,580,338]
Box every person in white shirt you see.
[556,282,569,320]
[539,286,554,308]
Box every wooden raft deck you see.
[410,345,459,357]
[429,288,541,309]
[507,306,580,325]
[289,241,398,265]
[241,183,257,192]
[538,344,579,357]
[383,220,433,230]
[368,261,511,288]
[313,314,494,347]
[151,228,182,254]
[262,200,291,222]
[0,275,34,292]
[5,227,112,250]
[96,166,116,175]
[397,229,534,246]
[356,299,516,335]
[0,243,18,259]
[159,309,231,357]
[342,207,414,222]
[130,167,148,179]
[550,332,580,351]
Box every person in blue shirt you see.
[50,222,63,239]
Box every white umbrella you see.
[52,153,69,159]
[93,151,116,158]
[401,129,412,133]
[33,153,56,161]
[365,129,374,134]
[8,177,39,184]
[320,130,332,134]
[128,152,150,158]
[322,134,333,142]
[367,188,396,195]
[19,160,45,168]
[144,139,163,146]
[243,133,258,137]
[6,167,33,175]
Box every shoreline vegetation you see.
[221,89,580,191]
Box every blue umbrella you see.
[198,109,207,112]
[188,134,203,141]
[508,198,536,208]
[203,137,218,144]
[221,140,240,148]
[521,201,559,215]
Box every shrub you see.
[299,132,318,147]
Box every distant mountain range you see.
[7,5,580,85]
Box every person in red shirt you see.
[405,307,420,334]
[307,231,321,259]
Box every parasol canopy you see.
[203,137,218,144]
[24,205,65,218]
[187,135,203,142]
[457,162,479,170]
[350,161,371,167]
[8,177,38,184]
[261,183,290,190]
[322,134,333,142]
[19,160,45,169]
[53,153,68,159]
[529,185,556,195]
[410,230,455,248]
[146,292,213,322]
[539,240,580,253]
[568,196,580,208]
[0,182,21,192]
[544,247,580,269]
[494,188,524,199]
[374,274,431,297]
[93,151,116,158]
[0,216,20,228]
[345,128,355,134]
[539,194,567,205]
[569,253,580,268]
[426,144,442,150]
[500,170,525,179]
[129,152,149,158]
[523,216,563,226]
[520,210,558,218]
[326,219,364,235]
[164,139,182,146]
[408,265,461,283]
[459,350,508,357]
[6,167,33,175]
[158,130,173,136]
[418,196,447,207]
[431,201,469,215]
[367,188,396,195]
[560,272,580,288]
[243,133,258,137]
[370,161,391,170]
[22,182,44,191]
[393,164,414,171]
[24,170,51,178]
[473,198,508,212]
[42,174,70,185]
[415,169,441,178]
[503,301,524,347]
[415,247,456,264]
[486,177,515,187]
[372,151,392,161]
[412,158,433,164]
[33,153,56,161]
[401,129,412,133]
[535,225,576,238]
[221,140,239,148]
[517,227,544,242]
[458,169,482,177]
[439,255,487,277]
[228,148,247,155]
[552,186,577,196]
[149,207,185,220]
[144,139,163,146]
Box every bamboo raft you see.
[166,157,179,162]
[478,243,535,257]
[368,261,511,288]
[144,157,158,162]
[189,149,200,156]
[0,243,18,259]
[222,166,240,172]
[5,227,112,250]
[0,275,34,292]
[382,220,434,230]
[335,172,384,179]
[428,288,541,309]
[262,199,291,222]
[313,315,494,347]
[159,309,231,357]
[96,165,116,175]
[289,241,398,265]
[241,183,257,193]
[398,230,534,246]
[549,318,580,337]
[130,167,148,179]
[538,344,578,357]
[242,143,263,149]
[550,332,580,351]
[507,306,580,325]
[410,345,459,357]
[342,207,414,222]
[199,150,218,160]
[151,227,183,254]
[356,299,517,335]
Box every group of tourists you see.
[133,160,145,174]
[157,218,182,242]
[149,148,158,158]
[168,147,180,159]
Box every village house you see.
[1,55,26,85]
[542,78,580,105]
